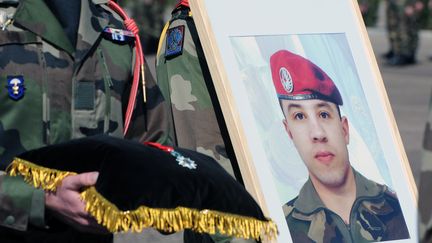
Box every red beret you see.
[175,0,189,9]
[270,50,343,105]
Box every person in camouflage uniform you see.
[283,170,409,242]
[419,90,432,243]
[270,50,410,242]
[155,0,239,179]
[0,0,169,240]
[153,1,254,242]
[385,0,424,65]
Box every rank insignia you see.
[165,25,185,58]
[103,27,134,42]
[6,76,25,100]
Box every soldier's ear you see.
[341,116,349,144]
[283,119,293,139]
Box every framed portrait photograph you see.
[189,0,417,242]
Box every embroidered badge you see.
[165,25,185,58]
[6,76,25,100]
[279,67,293,93]
[103,27,134,42]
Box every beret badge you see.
[279,67,293,93]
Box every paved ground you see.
[367,27,432,188]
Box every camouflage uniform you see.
[156,4,238,178]
[0,0,169,234]
[154,2,253,243]
[386,0,420,64]
[419,92,432,243]
[283,169,410,243]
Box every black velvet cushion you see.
[8,135,277,241]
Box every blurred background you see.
[118,0,432,189]
[357,0,432,188]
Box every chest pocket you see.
[72,36,132,139]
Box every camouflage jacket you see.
[156,6,237,178]
[283,169,410,243]
[0,0,170,167]
[0,0,169,231]
[155,4,253,243]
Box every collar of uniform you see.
[293,168,384,215]
[354,169,383,198]
[74,0,109,64]
[13,0,75,55]
[354,170,396,216]
[293,178,325,215]
[13,0,109,59]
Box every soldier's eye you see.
[294,113,305,120]
[319,111,330,119]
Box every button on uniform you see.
[4,215,15,225]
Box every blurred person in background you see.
[384,0,424,65]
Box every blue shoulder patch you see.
[165,25,185,58]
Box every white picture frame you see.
[189,0,417,242]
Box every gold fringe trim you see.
[5,157,279,240]
[6,157,76,191]
[82,187,278,240]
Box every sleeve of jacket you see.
[124,60,173,145]
[0,173,45,231]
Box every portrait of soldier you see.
[270,49,410,242]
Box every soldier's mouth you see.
[315,151,334,164]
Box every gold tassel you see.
[6,157,279,240]
[81,187,278,240]
[141,64,146,103]
[6,157,76,191]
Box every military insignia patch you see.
[279,67,293,93]
[165,25,185,58]
[103,27,134,42]
[6,76,25,100]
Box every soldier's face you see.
[281,99,350,188]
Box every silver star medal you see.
[171,151,197,170]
